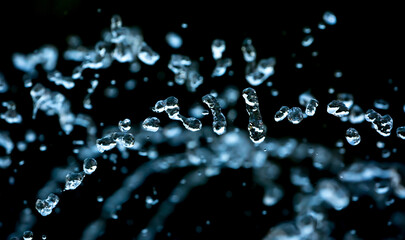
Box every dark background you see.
[1,2,405,240]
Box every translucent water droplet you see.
[35,199,52,216]
[1,101,22,124]
[287,107,304,124]
[396,126,405,140]
[327,100,349,117]
[242,88,266,144]
[96,135,117,153]
[365,109,379,122]
[23,231,34,240]
[212,39,226,60]
[323,11,337,25]
[202,94,227,135]
[118,118,131,132]
[119,133,135,148]
[374,99,389,110]
[345,128,361,146]
[65,172,85,190]
[166,32,182,49]
[142,117,160,132]
[349,105,365,124]
[137,43,160,65]
[182,117,202,132]
[302,35,314,47]
[83,158,97,174]
[262,185,283,206]
[305,99,319,116]
[274,106,290,122]
[45,193,59,209]
[211,58,232,77]
[241,38,256,62]
[372,114,393,137]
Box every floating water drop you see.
[323,11,337,25]
[242,88,266,144]
[349,105,365,124]
[274,106,289,122]
[202,94,227,135]
[241,38,256,62]
[212,58,232,77]
[142,117,160,132]
[305,99,319,116]
[345,128,361,146]
[374,99,389,110]
[211,39,226,60]
[327,100,349,117]
[83,158,98,174]
[396,126,405,140]
[118,118,131,132]
[166,32,182,49]
[287,107,304,124]
[302,35,314,47]
[137,43,160,65]
[96,135,117,153]
[65,172,85,190]
[23,231,34,240]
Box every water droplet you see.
[166,32,182,49]
[23,231,33,240]
[118,118,131,132]
[274,106,289,122]
[287,107,304,124]
[397,126,405,140]
[345,128,361,146]
[83,158,97,174]
[142,117,160,132]
[327,100,349,117]
[65,172,85,190]
[323,11,337,25]
[212,39,226,60]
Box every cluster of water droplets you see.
[152,96,202,132]
[365,109,394,137]
[35,193,59,217]
[96,119,135,153]
[3,10,405,240]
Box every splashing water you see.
[2,9,405,240]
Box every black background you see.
[1,2,405,240]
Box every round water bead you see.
[142,117,160,132]
[287,107,304,124]
[345,128,361,146]
[323,11,337,25]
